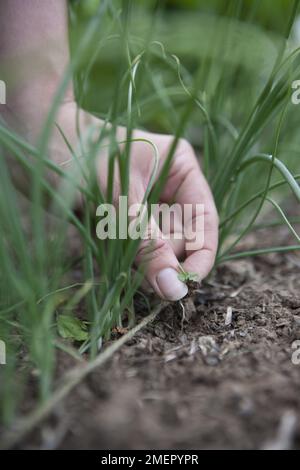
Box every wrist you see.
[0,0,72,137]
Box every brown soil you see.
[5,227,300,450]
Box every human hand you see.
[12,101,219,301]
[55,104,218,300]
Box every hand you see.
[0,0,218,301]
[11,101,219,301]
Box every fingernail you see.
[156,268,188,301]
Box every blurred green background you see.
[69,0,298,128]
[69,0,300,233]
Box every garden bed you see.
[12,226,300,450]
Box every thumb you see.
[134,216,188,301]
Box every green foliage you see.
[1,0,300,426]
[57,315,89,342]
[178,270,199,283]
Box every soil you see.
[4,226,300,449]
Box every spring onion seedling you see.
[1,0,300,429]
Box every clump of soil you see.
[14,229,300,450]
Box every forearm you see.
[0,0,73,138]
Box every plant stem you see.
[0,302,167,450]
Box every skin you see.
[0,0,219,301]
